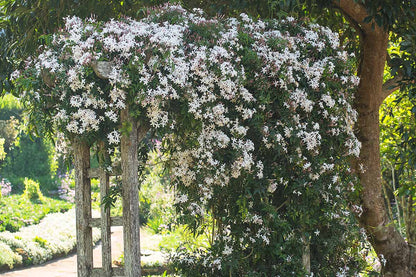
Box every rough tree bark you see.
[334,1,415,275]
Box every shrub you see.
[0,209,100,270]
[0,117,19,156]
[0,193,72,232]
[0,138,5,162]
[0,95,58,194]
[0,94,23,121]
[2,135,58,193]
[0,241,22,270]
[0,178,11,197]
[23,178,44,202]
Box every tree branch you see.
[380,74,403,103]
[332,0,373,34]
[342,11,365,39]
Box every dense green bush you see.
[0,95,58,193]
[22,178,44,202]
[1,134,58,193]
[0,94,23,120]
[0,139,5,162]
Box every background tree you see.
[380,89,416,254]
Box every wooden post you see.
[120,108,141,277]
[74,140,93,277]
[302,237,311,274]
[99,142,112,277]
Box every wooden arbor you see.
[73,108,147,277]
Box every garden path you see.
[0,226,126,277]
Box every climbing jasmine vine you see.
[14,4,366,276]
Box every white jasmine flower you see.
[107,130,120,144]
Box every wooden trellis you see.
[73,109,146,277]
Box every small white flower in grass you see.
[298,130,321,151]
[251,214,263,225]
[322,94,335,108]
[66,120,79,133]
[212,258,222,270]
[107,130,120,144]
[10,70,21,81]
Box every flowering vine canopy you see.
[14,4,364,276]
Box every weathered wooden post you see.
[120,108,141,277]
[98,142,112,277]
[302,239,311,274]
[74,139,93,277]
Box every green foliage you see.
[0,117,19,153]
[0,193,72,232]
[380,88,416,242]
[147,217,164,234]
[33,236,48,248]
[101,149,176,230]
[141,151,176,233]
[0,139,5,161]
[0,94,58,193]
[0,94,23,120]
[22,178,44,202]
[159,225,209,253]
[1,134,57,192]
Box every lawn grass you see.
[0,194,73,232]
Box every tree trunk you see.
[354,29,414,276]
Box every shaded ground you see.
[0,226,165,277]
